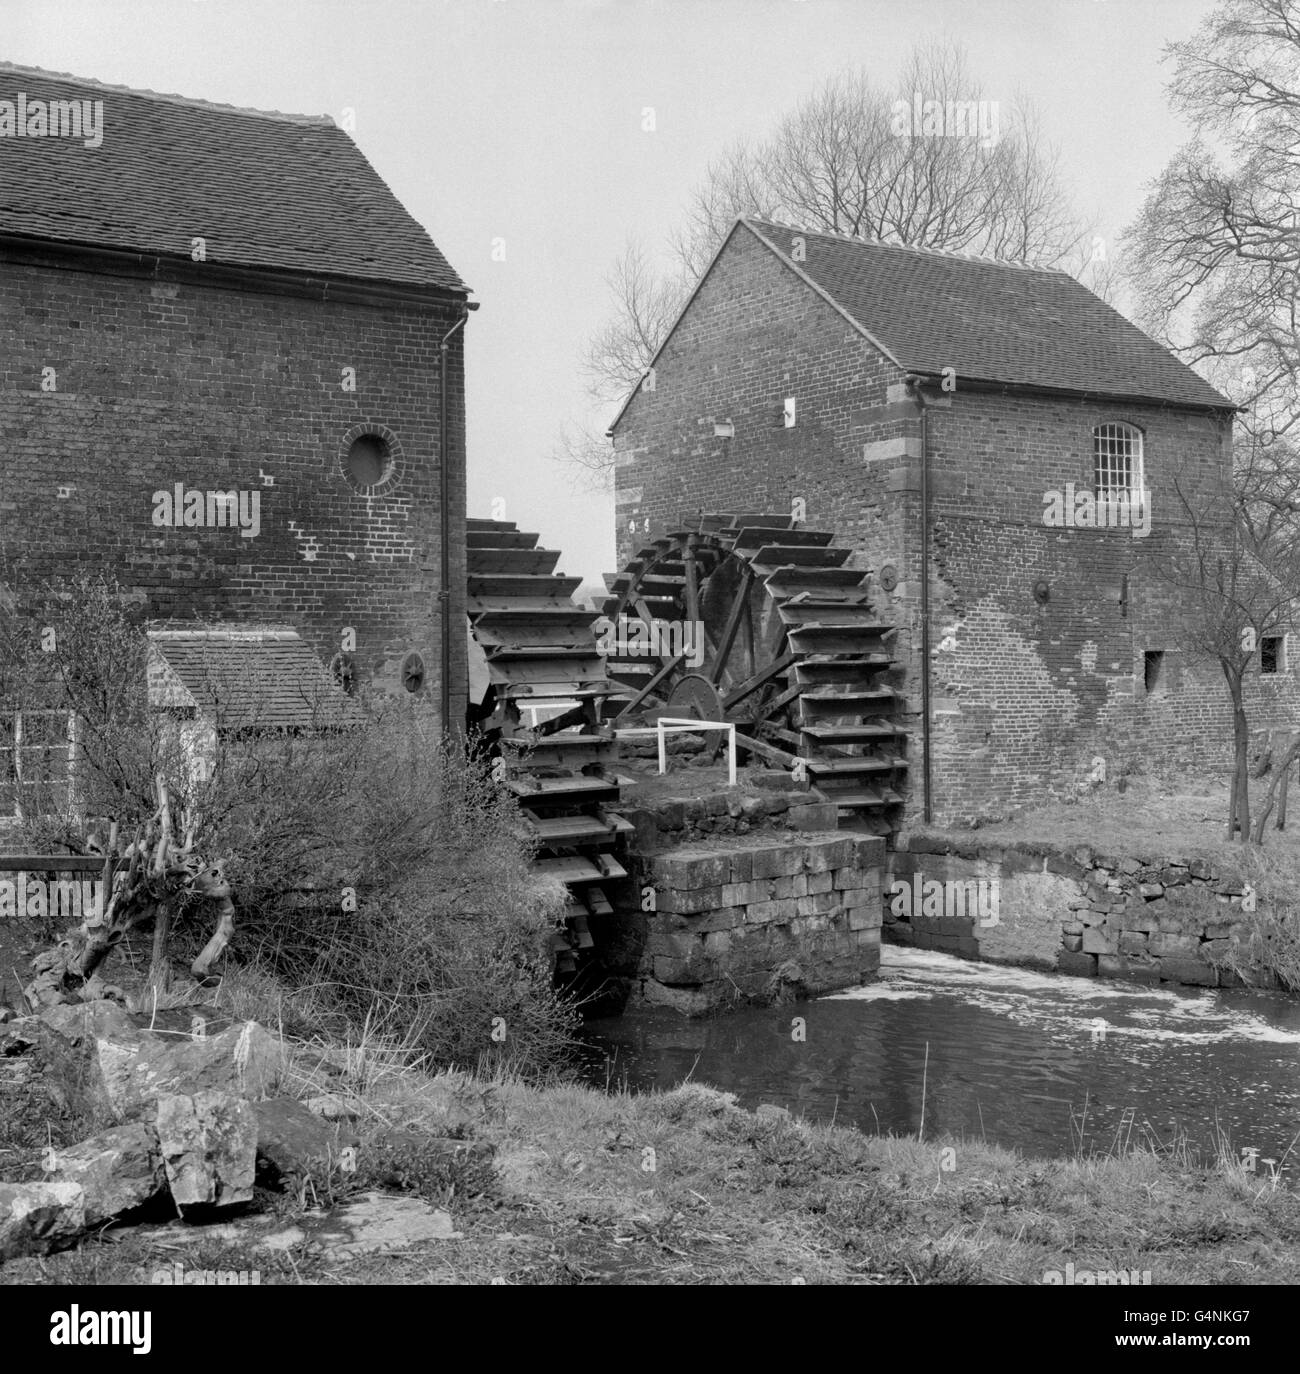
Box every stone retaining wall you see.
[889,837,1282,990]
[630,834,885,1014]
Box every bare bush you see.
[0,576,578,1076]
[204,698,579,1078]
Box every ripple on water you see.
[584,946,1300,1167]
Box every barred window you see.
[1093,423,1144,495]
[1088,423,1137,500]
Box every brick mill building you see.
[0,62,472,730]
[609,218,1299,824]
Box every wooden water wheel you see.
[600,512,908,835]
[465,517,630,975]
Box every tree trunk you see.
[191,897,234,980]
[1251,735,1300,843]
[21,783,223,1007]
[1224,666,1251,842]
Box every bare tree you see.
[1125,0,1300,445]
[571,40,1101,478]
[1155,450,1300,842]
[671,51,1088,278]
[581,242,692,406]
[549,417,616,494]
[0,578,240,1004]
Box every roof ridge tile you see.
[0,61,332,125]
[747,217,1055,273]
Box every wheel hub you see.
[665,672,724,721]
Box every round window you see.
[346,435,390,488]
[338,424,403,495]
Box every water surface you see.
[582,948,1300,1171]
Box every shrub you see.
[202,698,579,1078]
[0,576,578,1077]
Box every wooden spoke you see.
[722,651,796,710]
[682,538,700,626]
[614,653,689,716]
[732,729,799,770]
[707,566,753,687]
[749,681,804,722]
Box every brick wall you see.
[0,251,467,725]
[916,388,1300,819]
[612,228,1300,821]
[614,225,908,585]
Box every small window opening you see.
[1261,635,1285,675]
[346,434,390,487]
[401,651,426,694]
[330,652,357,696]
[1144,650,1165,695]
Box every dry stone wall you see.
[889,836,1280,990]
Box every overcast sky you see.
[6,0,1217,584]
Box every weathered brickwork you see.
[0,252,467,723]
[612,229,1299,822]
[614,225,908,585]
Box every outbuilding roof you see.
[148,627,365,732]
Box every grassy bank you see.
[4,1030,1298,1286]
[914,770,1300,875]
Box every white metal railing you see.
[518,699,581,729]
[615,717,737,786]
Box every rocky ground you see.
[2,990,1299,1285]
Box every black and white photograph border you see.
[0,0,1295,1323]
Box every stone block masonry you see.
[634,834,884,1015]
[889,835,1281,991]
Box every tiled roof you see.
[0,62,466,293]
[743,219,1233,410]
[148,627,365,731]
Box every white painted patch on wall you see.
[287,519,321,562]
